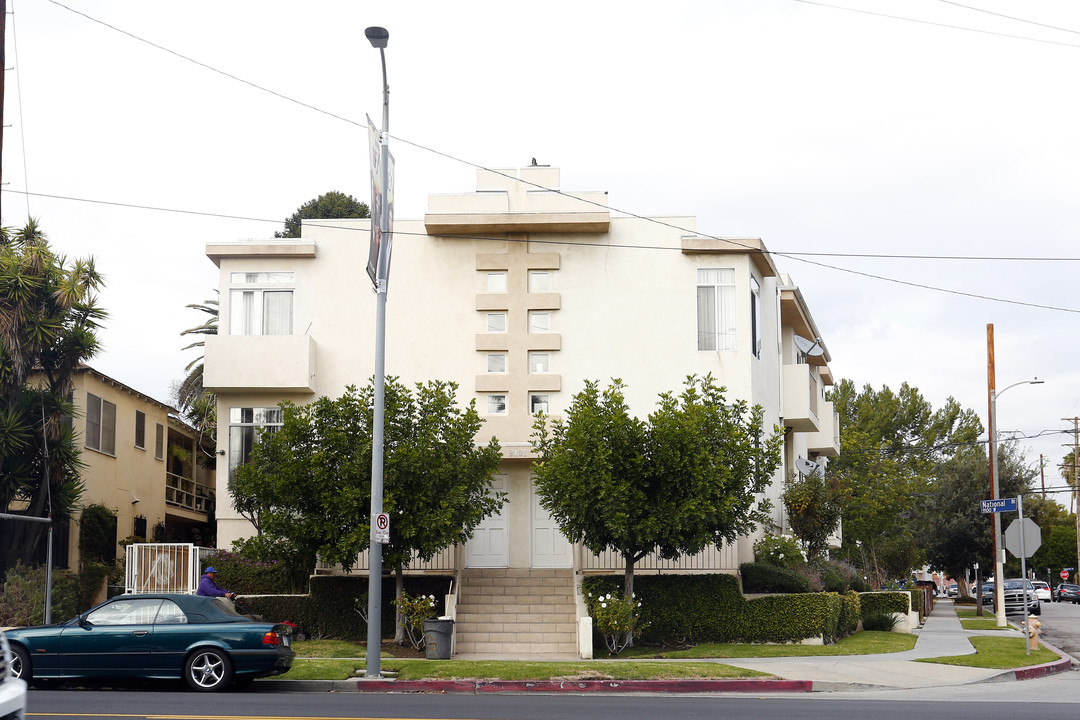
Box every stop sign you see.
[1062,570,1070,580]
[1004,517,1041,558]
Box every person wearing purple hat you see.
[197,566,236,599]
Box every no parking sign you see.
[374,512,390,544]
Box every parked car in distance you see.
[1031,581,1051,602]
[1053,583,1080,603]
[946,583,959,597]
[4,594,294,692]
[980,579,1041,615]
[0,629,28,719]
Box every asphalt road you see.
[20,689,1080,720]
[1035,596,1080,657]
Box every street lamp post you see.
[364,25,390,680]
[988,377,1043,628]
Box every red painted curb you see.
[1012,640,1074,681]
[354,678,812,694]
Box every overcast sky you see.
[7,1,1079,507]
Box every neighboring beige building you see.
[204,167,839,655]
[51,366,216,569]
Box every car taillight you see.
[262,631,282,646]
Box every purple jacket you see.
[196,574,231,597]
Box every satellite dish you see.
[793,335,825,357]
[796,456,820,476]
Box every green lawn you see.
[617,631,915,659]
[916,636,1059,669]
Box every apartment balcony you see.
[203,334,315,392]
[783,363,820,433]
[807,401,840,457]
[165,472,213,517]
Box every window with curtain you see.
[86,393,117,455]
[228,272,295,336]
[697,268,736,351]
[487,395,507,415]
[228,407,284,477]
[530,394,550,415]
[529,352,550,373]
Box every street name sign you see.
[980,497,1017,513]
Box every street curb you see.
[351,678,813,694]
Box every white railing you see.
[125,543,213,594]
[165,473,213,513]
[316,546,456,575]
[580,542,740,573]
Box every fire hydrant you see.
[1025,618,1042,651]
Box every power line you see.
[794,0,1080,48]
[34,2,1080,316]
[938,0,1080,38]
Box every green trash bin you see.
[423,618,454,660]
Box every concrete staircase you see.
[454,568,578,655]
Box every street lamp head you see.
[365,26,389,49]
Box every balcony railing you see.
[166,473,213,514]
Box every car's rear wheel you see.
[184,648,233,692]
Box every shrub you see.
[200,548,293,594]
[583,589,645,655]
[229,536,313,592]
[862,612,900,632]
[0,562,79,626]
[858,591,910,620]
[813,560,856,593]
[740,562,813,593]
[79,504,118,564]
[753,534,805,570]
[392,591,437,650]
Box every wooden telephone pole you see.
[1064,416,1080,583]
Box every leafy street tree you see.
[782,468,845,562]
[230,378,503,639]
[532,375,782,599]
[274,191,369,239]
[827,379,983,587]
[0,221,106,572]
[916,442,1034,596]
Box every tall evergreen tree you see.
[0,221,106,572]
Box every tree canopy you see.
[782,468,844,562]
[230,378,504,574]
[532,375,782,597]
[0,221,106,572]
[827,379,983,587]
[274,191,369,239]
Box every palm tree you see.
[177,296,218,470]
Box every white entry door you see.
[531,479,572,568]
[466,474,509,568]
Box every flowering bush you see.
[753,533,805,570]
[583,589,645,655]
[392,590,438,649]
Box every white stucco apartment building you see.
[203,166,839,655]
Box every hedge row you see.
[581,574,861,646]
[237,574,453,640]
[857,591,911,619]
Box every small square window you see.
[530,394,550,415]
[487,353,507,373]
[487,394,507,415]
[486,271,507,293]
[528,271,551,293]
[528,311,550,334]
[529,352,550,374]
[486,313,507,332]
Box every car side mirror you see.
[78,614,90,627]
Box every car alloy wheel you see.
[184,648,233,692]
[9,645,29,681]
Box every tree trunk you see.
[622,551,636,649]
[393,565,405,645]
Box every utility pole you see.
[986,324,1005,627]
[1,0,7,220]
[1040,455,1046,498]
[1064,416,1080,583]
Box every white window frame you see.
[86,392,117,455]
[486,271,507,293]
[750,276,762,358]
[697,268,737,351]
[229,271,295,336]
[486,312,507,333]
[528,311,551,334]
[228,407,284,477]
[487,394,508,415]
[487,353,507,373]
[528,270,551,293]
[530,393,550,415]
[529,352,550,374]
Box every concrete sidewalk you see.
[260,600,1075,694]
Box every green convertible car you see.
[5,594,294,692]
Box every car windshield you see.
[1003,580,1028,590]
